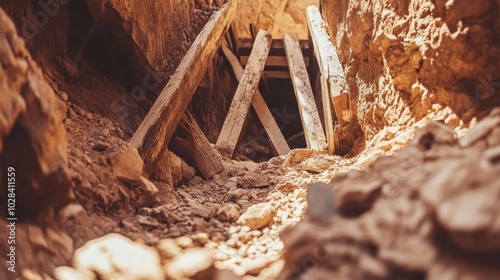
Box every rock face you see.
[322,0,500,153]
[86,0,196,76]
[0,7,74,279]
[235,0,319,39]
[0,7,72,217]
[72,234,164,280]
[279,109,500,279]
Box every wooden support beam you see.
[178,111,224,179]
[307,5,351,126]
[283,33,327,151]
[221,44,290,156]
[129,1,238,174]
[216,29,273,156]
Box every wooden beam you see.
[178,111,224,179]
[283,33,327,151]
[306,5,351,126]
[216,29,272,156]
[129,1,238,174]
[221,44,290,156]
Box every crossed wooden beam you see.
[129,1,350,179]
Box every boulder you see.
[73,234,164,280]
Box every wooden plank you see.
[283,33,327,151]
[306,5,351,125]
[178,111,224,179]
[221,44,290,156]
[321,74,335,154]
[216,29,272,156]
[129,1,238,174]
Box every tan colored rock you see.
[175,236,194,249]
[191,233,209,245]
[110,146,144,182]
[237,203,275,230]
[164,248,214,280]
[217,203,239,222]
[73,234,164,280]
[157,239,182,261]
[54,266,95,280]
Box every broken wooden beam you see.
[129,0,238,174]
[221,43,290,156]
[178,111,224,179]
[216,29,273,156]
[306,5,351,126]
[283,33,328,151]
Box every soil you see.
[0,0,500,280]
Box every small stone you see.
[191,233,209,245]
[226,180,238,190]
[217,203,239,222]
[60,203,85,219]
[157,239,182,260]
[164,248,215,280]
[73,234,164,280]
[67,108,78,120]
[176,236,194,249]
[190,201,211,219]
[230,189,248,201]
[110,146,144,182]
[239,174,270,188]
[210,203,221,217]
[137,177,159,206]
[60,92,69,101]
[191,176,204,185]
[237,203,275,230]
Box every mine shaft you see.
[1,0,500,279]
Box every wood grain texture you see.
[221,44,290,156]
[129,0,238,174]
[283,33,327,151]
[216,29,272,157]
[178,111,223,179]
[306,5,351,125]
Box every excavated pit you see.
[1,0,500,280]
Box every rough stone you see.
[110,146,144,182]
[237,203,276,230]
[217,203,239,222]
[73,234,164,280]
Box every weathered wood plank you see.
[178,111,224,179]
[221,43,290,156]
[321,74,335,154]
[283,33,327,151]
[306,5,351,125]
[216,29,272,156]
[129,1,238,174]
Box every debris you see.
[237,203,276,230]
[217,203,239,221]
[110,146,144,182]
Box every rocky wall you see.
[322,0,500,150]
[0,8,74,278]
[235,0,319,39]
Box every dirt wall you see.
[322,0,500,150]
[235,0,319,39]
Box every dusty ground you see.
[1,0,499,279]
